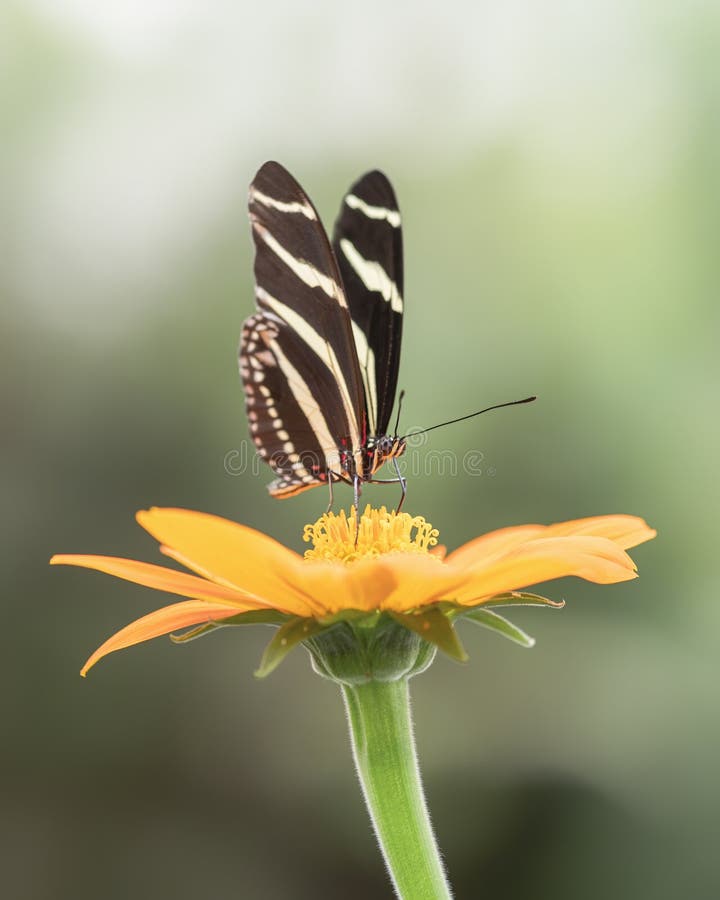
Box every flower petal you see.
[371,554,462,614]
[136,508,315,616]
[50,555,262,607]
[542,515,657,549]
[446,525,549,567]
[447,515,655,568]
[453,535,638,605]
[80,600,243,675]
[297,558,399,615]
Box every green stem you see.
[342,679,453,900]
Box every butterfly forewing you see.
[241,162,366,494]
[332,171,404,437]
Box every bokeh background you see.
[4,1,718,897]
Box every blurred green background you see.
[3,1,718,897]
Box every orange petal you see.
[294,559,397,615]
[453,535,638,605]
[367,554,461,614]
[447,515,655,567]
[446,524,546,567]
[136,508,314,616]
[297,555,460,616]
[50,555,263,608]
[80,600,242,676]
[542,515,656,549]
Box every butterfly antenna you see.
[403,396,536,439]
[393,390,406,436]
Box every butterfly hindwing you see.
[332,171,404,437]
[241,313,332,496]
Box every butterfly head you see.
[365,434,406,477]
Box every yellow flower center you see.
[303,505,439,563]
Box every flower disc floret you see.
[303,505,439,563]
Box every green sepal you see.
[389,608,468,663]
[305,613,436,684]
[482,591,565,610]
[170,622,220,643]
[461,608,536,648]
[255,617,330,679]
[319,608,381,626]
[215,609,291,626]
[170,608,290,644]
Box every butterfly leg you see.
[325,475,335,514]
[353,474,362,516]
[353,474,363,545]
[366,461,407,512]
[393,457,407,512]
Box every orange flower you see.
[51,506,655,677]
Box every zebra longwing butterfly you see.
[239,161,406,506]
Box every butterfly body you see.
[239,161,406,505]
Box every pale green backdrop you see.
[3,2,718,898]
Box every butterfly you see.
[239,161,407,509]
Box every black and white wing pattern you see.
[240,161,366,497]
[332,172,404,437]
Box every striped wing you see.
[332,171,404,437]
[240,161,365,496]
[240,314,337,496]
